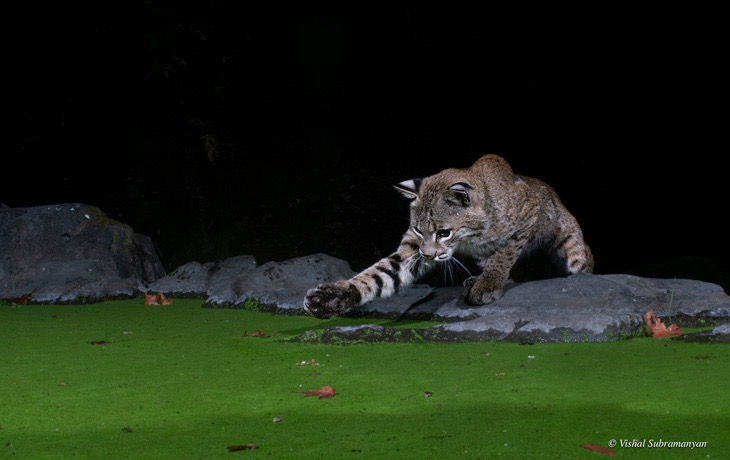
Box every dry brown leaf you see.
[643,311,682,338]
[298,386,336,399]
[144,292,159,305]
[244,330,266,337]
[10,294,31,305]
[580,444,616,456]
[157,293,173,306]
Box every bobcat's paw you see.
[463,276,477,288]
[303,282,361,319]
[464,278,504,306]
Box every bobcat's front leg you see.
[464,235,527,306]
[304,240,422,318]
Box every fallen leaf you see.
[10,294,31,305]
[244,330,266,337]
[694,355,716,359]
[58,382,67,386]
[309,372,321,376]
[227,444,258,451]
[480,352,491,356]
[298,386,336,399]
[88,341,113,345]
[495,373,505,376]
[296,359,319,366]
[144,292,159,305]
[273,417,283,423]
[423,392,433,397]
[643,311,682,338]
[122,425,133,432]
[156,292,173,306]
[580,444,616,456]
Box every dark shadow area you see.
[6,3,727,290]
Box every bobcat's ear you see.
[394,179,422,200]
[443,182,473,206]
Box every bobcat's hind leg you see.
[555,217,593,274]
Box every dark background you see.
[6,3,728,289]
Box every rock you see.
[675,322,730,344]
[0,204,165,303]
[223,253,355,309]
[5,223,729,343]
[294,273,730,343]
[148,255,257,299]
[148,261,216,297]
[151,253,354,310]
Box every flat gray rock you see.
[194,253,730,342]
[295,272,730,343]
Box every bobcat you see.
[304,154,593,318]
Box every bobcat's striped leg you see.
[303,240,423,318]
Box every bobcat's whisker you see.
[450,256,472,278]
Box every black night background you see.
[6,3,728,290]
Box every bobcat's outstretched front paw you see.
[303,281,362,319]
[463,276,504,306]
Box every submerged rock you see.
[0,204,165,303]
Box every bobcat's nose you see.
[419,248,449,261]
[419,249,436,259]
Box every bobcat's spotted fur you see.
[304,154,593,318]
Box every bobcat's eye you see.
[436,229,452,239]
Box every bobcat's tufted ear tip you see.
[394,178,422,199]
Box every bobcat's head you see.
[394,176,484,262]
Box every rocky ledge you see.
[2,204,729,343]
[149,254,730,343]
